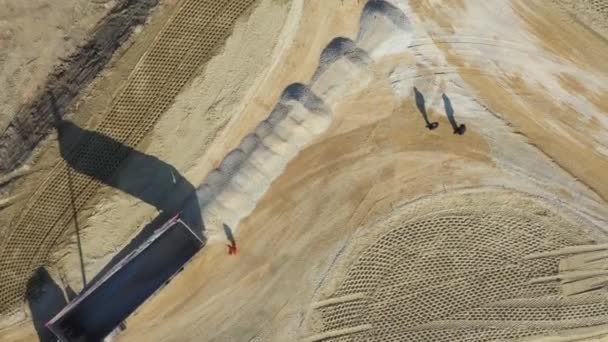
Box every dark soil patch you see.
[0,0,160,174]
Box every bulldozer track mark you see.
[0,0,257,314]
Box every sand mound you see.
[357,0,413,58]
[196,0,421,241]
[197,20,399,239]
[197,81,332,236]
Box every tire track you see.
[0,0,257,314]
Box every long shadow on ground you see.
[54,119,204,287]
[413,87,439,130]
[32,119,206,340]
[26,267,67,342]
[442,93,466,135]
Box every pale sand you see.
[0,0,113,132]
[47,0,295,303]
[1,0,608,341]
[0,0,292,336]
[116,1,608,341]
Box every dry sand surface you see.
[0,0,165,174]
[1,0,608,341]
[0,0,113,132]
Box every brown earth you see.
[0,0,162,175]
[1,0,608,341]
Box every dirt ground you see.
[557,0,608,40]
[1,0,608,341]
[0,0,113,132]
[117,1,608,341]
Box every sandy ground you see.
[0,0,173,237]
[48,0,294,296]
[0,0,118,133]
[1,0,608,341]
[0,0,295,338]
[557,0,608,40]
[116,0,608,341]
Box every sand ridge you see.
[196,1,412,241]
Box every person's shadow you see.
[413,87,439,130]
[442,93,466,135]
[223,223,237,255]
[26,267,68,342]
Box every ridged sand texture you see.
[303,190,608,342]
[0,0,257,314]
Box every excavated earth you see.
[1,0,608,341]
[0,0,160,174]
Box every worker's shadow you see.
[413,87,438,130]
[54,118,204,287]
[26,267,67,342]
[442,94,466,135]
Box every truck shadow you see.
[55,119,199,220]
[53,118,204,289]
[26,267,67,342]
